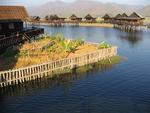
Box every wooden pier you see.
[114,24,150,32]
[0,46,117,87]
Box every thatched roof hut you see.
[128,12,144,20]
[69,14,77,20]
[32,16,40,21]
[122,13,128,18]
[113,12,145,25]
[49,14,59,21]
[84,14,95,20]
[0,6,29,35]
[69,14,82,21]
[53,15,59,20]
[115,14,122,19]
[114,12,144,20]
[102,14,110,19]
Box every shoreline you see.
[27,22,114,28]
[79,23,114,28]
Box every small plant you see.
[98,41,111,49]
[61,39,76,53]
[18,50,28,57]
[55,33,64,42]
[75,37,84,46]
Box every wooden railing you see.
[0,28,44,49]
[0,46,117,87]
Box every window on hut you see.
[9,23,15,29]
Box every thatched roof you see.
[84,14,94,19]
[32,16,40,21]
[114,12,144,20]
[128,12,144,20]
[0,6,29,21]
[69,14,78,19]
[122,13,128,18]
[53,15,59,20]
[115,14,122,19]
[49,15,59,20]
[102,14,110,19]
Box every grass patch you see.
[51,55,122,76]
[0,33,117,70]
[98,55,122,65]
[76,65,93,73]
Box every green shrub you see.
[61,39,76,53]
[55,33,64,42]
[98,41,111,49]
[18,51,28,57]
[75,37,84,46]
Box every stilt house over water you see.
[102,12,145,25]
[0,6,44,49]
[84,14,96,23]
[69,14,82,22]
[45,14,66,22]
[0,6,29,36]
[102,14,112,23]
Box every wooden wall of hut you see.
[0,20,23,36]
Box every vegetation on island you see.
[0,33,119,71]
[98,41,111,49]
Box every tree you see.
[45,15,49,21]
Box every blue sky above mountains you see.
[1,0,150,6]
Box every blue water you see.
[0,26,150,113]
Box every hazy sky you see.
[1,0,150,6]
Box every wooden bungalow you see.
[45,14,65,22]
[0,6,44,49]
[0,6,28,36]
[32,16,41,21]
[113,13,127,24]
[115,14,122,20]
[122,13,128,18]
[113,12,144,25]
[69,14,82,22]
[127,12,145,25]
[84,14,96,23]
[102,14,112,23]
[0,6,44,35]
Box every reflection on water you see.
[0,64,115,98]
[1,26,150,113]
[117,31,143,46]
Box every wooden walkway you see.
[114,24,150,32]
[0,46,117,87]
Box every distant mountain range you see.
[27,0,150,17]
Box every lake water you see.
[0,26,150,113]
